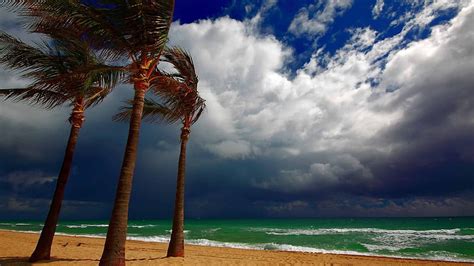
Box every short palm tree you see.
[115,47,205,257]
[0,31,123,262]
[4,1,176,264]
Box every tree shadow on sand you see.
[0,256,97,265]
[0,256,169,265]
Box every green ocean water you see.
[1,217,473,262]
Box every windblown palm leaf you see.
[117,47,206,126]
[114,97,179,124]
[0,31,126,107]
[161,47,197,86]
[151,47,205,123]
[0,88,68,109]
[5,0,175,60]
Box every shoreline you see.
[0,230,472,265]
[2,228,474,264]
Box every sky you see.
[0,0,473,220]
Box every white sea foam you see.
[2,229,473,263]
[65,225,87,228]
[64,224,109,228]
[253,227,474,254]
[362,243,404,252]
[258,227,474,242]
[204,228,221,233]
[416,234,474,240]
[424,251,471,262]
[0,223,35,227]
[4,229,41,234]
[64,224,161,229]
[187,239,257,249]
[127,235,170,242]
[0,223,13,226]
[166,230,190,234]
[56,232,106,238]
[181,240,474,263]
[255,227,462,236]
[129,224,156,228]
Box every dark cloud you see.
[0,2,473,219]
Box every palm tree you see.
[4,1,176,264]
[115,47,205,257]
[6,1,176,263]
[0,31,123,262]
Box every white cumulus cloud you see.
[288,0,353,37]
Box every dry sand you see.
[0,230,472,265]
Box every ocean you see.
[1,217,473,262]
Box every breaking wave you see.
[251,227,474,240]
[253,227,462,236]
[127,236,474,263]
[64,224,109,228]
[129,224,156,228]
[63,224,157,229]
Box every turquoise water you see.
[1,218,473,262]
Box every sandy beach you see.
[0,230,471,265]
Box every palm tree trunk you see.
[167,127,190,257]
[100,82,147,266]
[29,99,85,262]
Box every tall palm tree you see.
[0,31,123,262]
[115,47,205,257]
[4,1,176,264]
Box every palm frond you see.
[0,30,121,110]
[161,47,198,86]
[0,31,57,72]
[84,86,111,108]
[82,64,128,90]
[152,46,205,126]
[113,97,180,124]
[0,87,69,109]
[6,0,176,59]
[99,0,176,55]
[149,72,181,96]
[116,45,206,127]
[4,0,131,60]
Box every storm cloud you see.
[0,1,473,219]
